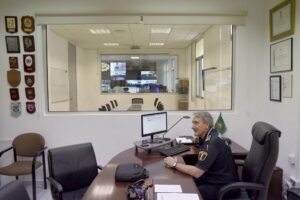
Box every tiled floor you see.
[24,181,52,200]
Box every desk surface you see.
[83,141,247,200]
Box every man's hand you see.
[164,157,177,168]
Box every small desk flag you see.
[214,112,227,134]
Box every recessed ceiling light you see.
[130,56,140,60]
[89,29,111,34]
[149,42,164,46]
[151,28,171,34]
[103,43,119,46]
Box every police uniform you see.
[194,128,238,200]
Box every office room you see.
[0,0,299,199]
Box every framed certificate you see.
[270,75,281,102]
[269,0,295,41]
[270,38,292,73]
[5,36,20,53]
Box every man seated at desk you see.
[164,111,238,200]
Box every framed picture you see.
[269,0,295,41]
[5,16,18,33]
[270,38,292,73]
[282,72,292,98]
[5,36,20,53]
[23,35,35,52]
[270,75,281,102]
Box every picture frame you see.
[5,16,18,33]
[269,0,295,41]
[270,75,281,102]
[282,72,292,98]
[270,38,292,73]
[5,36,20,53]
[23,35,35,52]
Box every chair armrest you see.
[218,182,265,200]
[235,159,245,166]
[97,165,104,170]
[47,177,63,193]
[0,146,13,157]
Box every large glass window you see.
[46,24,233,112]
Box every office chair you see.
[132,98,143,104]
[114,99,118,107]
[98,105,107,111]
[154,97,158,106]
[0,133,47,200]
[48,143,103,200]
[156,101,164,111]
[217,121,281,200]
[0,180,31,200]
[110,100,115,109]
[106,103,111,111]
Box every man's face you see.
[192,117,210,138]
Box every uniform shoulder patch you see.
[198,150,208,161]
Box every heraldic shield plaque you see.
[25,75,34,87]
[26,102,36,114]
[11,102,21,118]
[7,69,21,87]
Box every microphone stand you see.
[162,116,190,141]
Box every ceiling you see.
[49,24,211,50]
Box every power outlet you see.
[288,154,296,165]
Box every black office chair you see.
[154,97,158,106]
[114,99,118,107]
[47,143,103,200]
[106,103,111,111]
[217,121,281,200]
[98,105,107,111]
[132,98,143,104]
[110,100,115,109]
[156,101,164,111]
[0,180,31,200]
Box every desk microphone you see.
[162,116,190,141]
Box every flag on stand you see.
[214,112,227,134]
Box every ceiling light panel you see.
[103,43,119,46]
[89,28,111,34]
[149,43,164,46]
[151,27,171,34]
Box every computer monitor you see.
[141,112,167,143]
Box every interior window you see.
[46,24,233,112]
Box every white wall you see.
[0,0,299,188]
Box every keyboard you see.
[159,144,190,156]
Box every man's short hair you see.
[193,111,214,128]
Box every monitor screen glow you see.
[141,112,167,139]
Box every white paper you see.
[176,137,193,144]
[154,184,182,193]
[157,193,200,200]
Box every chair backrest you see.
[132,98,143,104]
[242,121,281,200]
[114,99,118,107]
[0,180,31,200]
[110,100,115,108]
[12,132,45,157]
[48,143,98,192]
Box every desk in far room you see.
[83,140,248,200]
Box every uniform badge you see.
[11,102,21,118]
[198,150,208,161]
[26,102,36,114]
[9,56,18,69]
[7,69,21,87]
[23,54,35,73]
[10,88,19,101]
[25,87,35,100]
[25,75,35,87]
[21,16,35,34]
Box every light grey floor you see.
[24,181,52,200]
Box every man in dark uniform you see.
[164,111,238,200]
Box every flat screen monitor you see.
[141,112,167,142]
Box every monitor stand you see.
[134,136,174,154]
[149,135,163,144]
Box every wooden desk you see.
[83,141,248,200]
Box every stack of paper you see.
[154,184,200,200]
